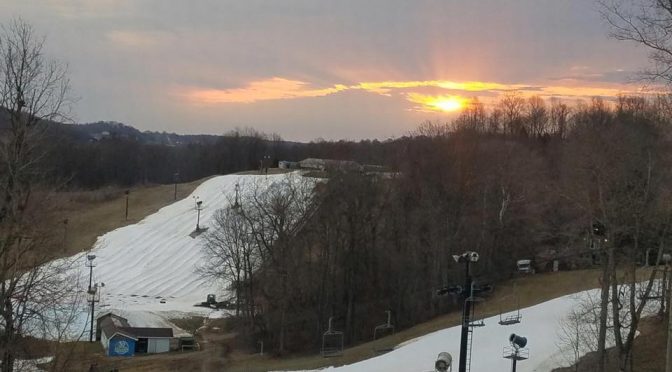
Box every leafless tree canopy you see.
[0,19,79,372]
[601,0,672,84]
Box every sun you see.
[432,97,465,112]
[406,93,468,113]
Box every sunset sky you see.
[0,0,653,141]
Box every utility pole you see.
[661,262,672,372]
[85,254,97,342]
[124,190,130,220]
[89,284,99,342]
[62,218,68,251]
[173,172,180,201]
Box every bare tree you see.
[556,292,603,371]
[237,175,317,354]
[0,19,72,372]
[201,206,257,318]
[526,95,549,138]
[498,91,526,136]
[550,99,571,138]
[600,0,672,84]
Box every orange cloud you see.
[182,77,654,112]
[185,77,347,104]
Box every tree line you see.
[199,93,672,372]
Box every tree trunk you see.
[597,247,612,372]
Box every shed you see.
[97,313,174,357]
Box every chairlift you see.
[499,282,522,326]
[466,296,485,327]
[321,316,344,357]
[373,310,395,353]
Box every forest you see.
[197,93,672,372]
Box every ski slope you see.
[65,172,306,330]
[296,287,656,372]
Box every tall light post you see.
[232,183,241,211]
[173,172,180,201]
[124,190,130,220]
[62,218,69,251]
[86,254,96,292]
[193,196,203,231]
[85,254,97,342]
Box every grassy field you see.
[50,177,210,257]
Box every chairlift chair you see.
[499,309,522,326]
[498,282,522,326]
[321,316,344,357]
[373,310,395,353]
[466,296,485,327]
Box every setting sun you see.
[432,97,465,112]
[407,93,467,113]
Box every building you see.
[298,158,362,172]
[278,160,299,169]
[97,313,174,357]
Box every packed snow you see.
[59,172,307,336]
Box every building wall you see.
[147,338,170,353]
[108,335,135,357]
[101,331,108,351]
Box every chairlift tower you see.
[232,183,241,210]
[436,251,491,372]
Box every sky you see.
[0,0,654,141]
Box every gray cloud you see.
[0,0,651,140]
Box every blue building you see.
[97,313,173,357]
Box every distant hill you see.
[58,121,222,146]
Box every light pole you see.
[173,172,180,201]
[85,254,97,342]
[88,282,104,343]
[193,196,203,231]
[232,183,241,211]
[124,190,130,220]
[86,254,96,292]
[62,218,69,250]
